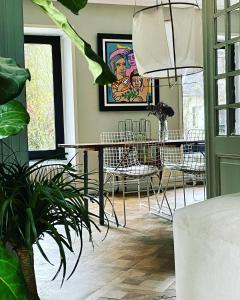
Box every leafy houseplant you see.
[0,56,102,299]
[30,0,116,85]
[0,1,117,298]
[0,156,100,300]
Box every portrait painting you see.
[97,33,159,111]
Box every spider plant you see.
[0,155,101,300]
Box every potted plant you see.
[0,1,116,298]
[0,153,101,300]
[0,57,106,300]
[148,102,175,140]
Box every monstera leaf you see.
[57,0,88,14]
[0,100,30,139]
[31,0,116,85]
[0,57,31,105]
[0,243,28,300]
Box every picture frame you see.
[97,33,159,111]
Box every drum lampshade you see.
[132,4,203,79]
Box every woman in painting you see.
[109,49,130,102]
[129,70,148,102]
[126,50,137,77]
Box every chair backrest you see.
[100,132,162,175]
[182,143,205,173]
[118,118,151,140]
[186,129,205,141]
[161,145,184,166]
[100,131,138,169]
[162,129,186,141]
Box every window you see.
[182,72,205,132]
[24,35,65,159]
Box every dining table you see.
[59,139,205,225]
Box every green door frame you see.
[203,0,240,198]
[0,0,28,163]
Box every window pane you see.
[230,8,240,39]
[230,108,240,135]
[182,72,204,132]
[229,0,239,6]
[25,43,56,151]
[216,14,225,42]
[217,78,227,104]
[215,0,225,11]
[229,42,240,71]
[218,109,227,135]
[229,75,240,103]
[216,48,226,74]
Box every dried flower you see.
[147,102,174,122]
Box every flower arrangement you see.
[148,102,174,140]
[148,102,174,121]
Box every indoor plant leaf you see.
[0,243,28,300]
[0,57,31,104]
[57,0,88,14]
[31,0,116,85]
[0,100,30,139]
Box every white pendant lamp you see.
[132,1,203,81]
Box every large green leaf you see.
[57,0,88,14]
[0,243,28,300]
[0,57,31,105]
[0,100,30,139]
[31,0,116,85]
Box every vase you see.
[159,119,168,141]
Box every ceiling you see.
[88,0,202,7]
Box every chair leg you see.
[104,173,111,209]
[203,175,206,200]
[182,172,187,207]
[111,175,115,216]
[122,176,127,227]
[150,177,161,211]
[147,178,150,211]
[150,172,173,221]
[138,179,141,206]
[192,175,195,200]
[174,171,177,210]
[160,170,171,209]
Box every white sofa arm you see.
[173,193,240,300]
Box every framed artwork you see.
[97,33,159,111]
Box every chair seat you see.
[164,162,205,173]
[105,165,159,177]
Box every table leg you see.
[98,148,105,225]
[83,150,89,211]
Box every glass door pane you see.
[218,109,227,135]
[217,78,227,104]
[216,47,226,74]
[229,8,240,39]
[216,0,225,11]
[216,14,226,42]
[229,42,240,71]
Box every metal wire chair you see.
[100,131,167,226]
[186,129,205,141]
[165,129,185,141]
[161,140,206,209]
[118,118,151,140]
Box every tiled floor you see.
[34,185,204,300]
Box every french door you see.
[203,0,240,197]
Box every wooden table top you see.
[59,139,205,151]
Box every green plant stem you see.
[16,246,40,300]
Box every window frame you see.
[24,35,65,160]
